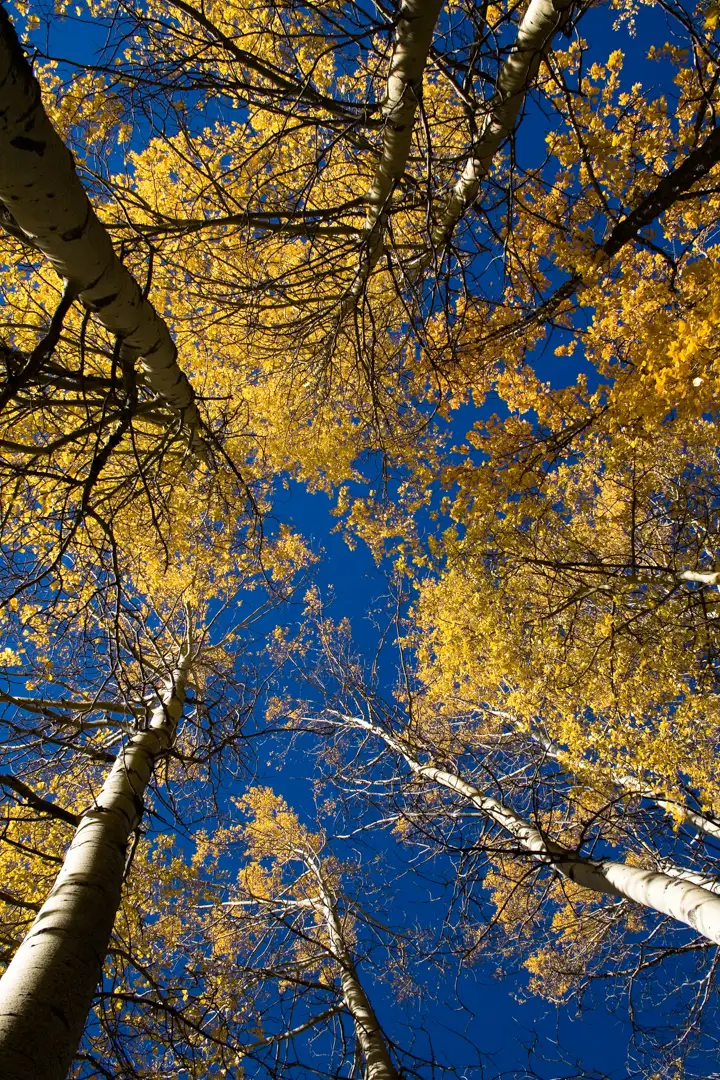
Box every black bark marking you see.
[61,223,88,243]
[83,269,107,292]
[60,203,91,243]
[88,293,120,311]
[10,135,45,155]
[46,1003,72,1032]
[144,338,166,357]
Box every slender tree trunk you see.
[0,7,200,432]
[473,706,720,843]
[240,880,397,1078]
[313,881,399,1080]
[526,727,720,843]
[424,0,573,259]
[343,0,443,309]
[0,653,190,1080]
[294,844,398,1080]
[416,762,720,944]
[343,716,720,945]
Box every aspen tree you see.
[231,788,401,1080]
[7,0,718,495]
[419,0,575,263]
[46,785,470,1080]
[283,599,720,1070]
[411,414,720,816]
[0,6,201,433]
[0,627,192,1080]
[342,0,443,309]
[0,522,313,1078]
[1,1,720,1075]
[329,714,720,946]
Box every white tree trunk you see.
[418,763,720,944]
[0,654,190,1080]
[312,878,398,1080]
[240,879,398,1079]
[343,0,443,308]
[654,862,720,896]
[479,705,720,844]
[427,0,572,256]
[0,9,200,432]
[676,569,719,586]
[342,716,720,945]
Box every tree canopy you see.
[1,0,720,1076]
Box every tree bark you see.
[527,727,720,844]
[426,0,573,257]
[0,7,200,433]
[344,716,720,945]
[417,762,720,944]
[0,653,190,1080]
[306,865,398,1080]
[343,0,443,309]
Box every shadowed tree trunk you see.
[0,647,191,1080]
[0,6,200,433]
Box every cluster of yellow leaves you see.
[413,417,720,808]
[236,786,322,863]
[0,768,102,974]
[2,6,720,1069]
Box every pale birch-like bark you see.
[341,715,720,945]
[324,918,398,1079]
[0,9,200,432]
[571,566,720,601]
[293,851,398,1080]
[0,652,191,1080]
[240,849,399,1079]
[343,0,444,309]
[425,0,573,258]
[0,690,139,716]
